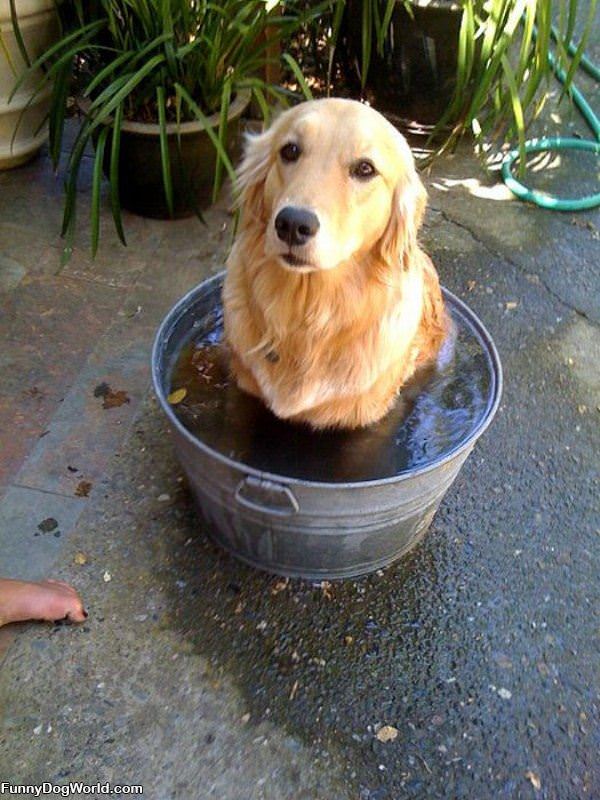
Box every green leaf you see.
[282,52,313,100]
[8,0,30,68]
[565,0,578,50]
[501,55,526,176]
[516,1,536,85]
[157,86,174,217]
[0,27,16,76]
[161,0,177,76]
[327,0,346,95]
[250,84,270,123]
[60,120,93,263]
[376,0,396,56]
[109,102,126,247]
[556,0,598,102]
[48,62,71,169]
[84,52,134,98]
[9,20,105,101]
[174,82,236,185]
[361,0,372,90]
[91,126,108,258]
[86,53,167,134]
[213,77,232,203]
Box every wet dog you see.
[224,98,447,429]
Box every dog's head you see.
[235,98,427,274]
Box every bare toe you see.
[64,601,88,623]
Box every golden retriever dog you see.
[223,98,448,430]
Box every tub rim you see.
[151,270,503,490]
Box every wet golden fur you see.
[224,98,448,429]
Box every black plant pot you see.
[89,90,250,219]
[342,0,463,133]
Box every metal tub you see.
[152,272,502,580]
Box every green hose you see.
[501,28,600,211]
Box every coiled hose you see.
[501,29,600,211]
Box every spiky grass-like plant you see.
[11,0,321,257]
[326,0,597,162]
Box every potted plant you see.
[324,0,596,155]
[13,0,317,256]
[0,0,58,169]
[332,0,463,132]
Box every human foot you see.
[0,578,87,627]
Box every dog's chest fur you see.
[224,240,426,418]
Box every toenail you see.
[83,610,88,618]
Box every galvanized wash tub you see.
[152,272,502,580]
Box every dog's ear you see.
[378,161,427,271]
[234,127,275,227]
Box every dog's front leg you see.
[229,352,262,399]
[266,381,326,420]
[267,372,361,421]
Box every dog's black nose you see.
[275,207,320,247]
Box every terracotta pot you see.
[0,0,58,169]
[96,89,251,219]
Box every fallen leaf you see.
[93,382,111,398]
[493,652,513,670]
[497,687,512,700]
[168,388,187,405]
[38,517,58,533]
[103,571,112,582]
[102,389,130,410]
[320,580,333,600]
[73,552,88,566]
[124,304,142,318]
[525,771,541,791]
[466,280,477,292]
[24,386,44,399]
[75,480,92,497]
[505,301,518,310]
[376,725,398,743]
[571,217,597,234]
[289,680,299,700]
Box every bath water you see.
[169,305,492,483]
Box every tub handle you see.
[234,476,299,517]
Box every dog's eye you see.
[351,160,377,180]
[280,142,301,163]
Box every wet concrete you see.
[0,105,599,798]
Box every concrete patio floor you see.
[0,91,598,799]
